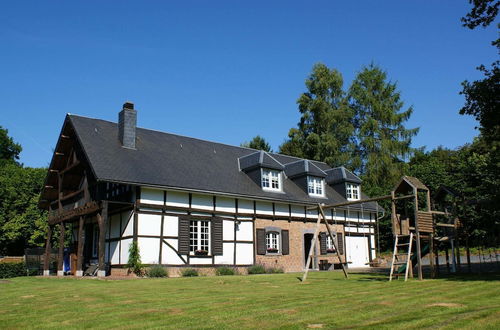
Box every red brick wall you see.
[255,218,345,272]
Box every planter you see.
[266,248,278,254]
[195,250,208,256]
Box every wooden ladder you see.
[389,232,413,282]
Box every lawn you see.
[0,271,499,329]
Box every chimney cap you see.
[123,101,134,110]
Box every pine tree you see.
[279,63,356,168]
[349,64,419,193]
[240,135,272,152]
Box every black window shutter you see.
[281,230,289,255]
[337,233,344,255]
[211,217,223,256]
[256,229,266,255]
[178,216,190,255]
[319,232,327,255]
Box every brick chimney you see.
[118,101,137,149]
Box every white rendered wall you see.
[161,239,185,265]
[346,236,370,268]
[166,191,189,208]
[275,203,289,217]
[291,204,304,218]
[189,257,213,265]
[109,214,121,239]
[223,220,234,241]
[238,199,253,214]
[122,211,134,237]
[256,201,273,216]
[214,243,234,264]
[235,221,253,241]
[138,237,160,264]
[191,193,213,210]
[109,241,120,264]
[235,243,253,265]
[120,238,133,264]
[138,213,162,236]
[141,188,164,205]
[216,196,235,213]
[163,216,178,237]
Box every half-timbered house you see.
[39,102,379,276]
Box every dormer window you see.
[346,183,360,200]
[262,169,281,191]
[307,176,325,197]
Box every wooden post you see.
[466,235,471,272]
[391,191,397,235]
[318,206,348,279]
[450,239,456,273]
[429,234,435,278]
[97,201,108,277]
[413,188,423,280]
[435,241,440,276]
[301,211,322,282]
[445,247,450,273]
[76,216,85,277]
[43,225,53,276]
[57,223,65,276]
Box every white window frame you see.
[189,220,210,255]
[346,183,360,201]
[265,231,280,254]
[261,169,282,192]
[326,235,335,253]
[307,176,325,197]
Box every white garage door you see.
[346,236,369,268]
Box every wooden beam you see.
[414,187,423,280]
[43,225,53,276]
[76,216,84,276]
[306,194,414,210]
[301,212,322,282]
[57,223,65,275]
[48,201,101,225]
[318,206,348,278]
[98,201,108,276]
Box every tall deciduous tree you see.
[241,135,272,152]
[279,63,355,168]
[349,64,419,194]
[0,126,22,164]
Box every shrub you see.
[146,265,168,278]
[266,267,284,274]
[181,268,198,277]
[215,266,236,276]
[127,241,143,276]
[0,262,27,279]
[247,264,266,275]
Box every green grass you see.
[0,272,499,329]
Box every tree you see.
[0,126,22,164]
[348,64,419,194]
[241,135,272,152]
[461,0,499,29]
[279,63,356,168]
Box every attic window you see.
[307,176,325,197]
[346,183,360,200]
[262,169,281,192]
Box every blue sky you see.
[1,1,498,168]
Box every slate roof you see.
[284,160,327,179]
[239,151,284,172]
[57,114,377,211]
[325,167,362,184]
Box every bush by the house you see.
[266,267,284,274]
[146,265,168,278]
[181,268,198,277]
[127,241,144,276]
[215,266,236,276]
[247,264,266,275]
[0,262,27,278]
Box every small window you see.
[189,220,210,255]
[346,183,360,200]
[326,235,335,253]
[308,176,325,197]
[265,231,280,253]
[262,169,281,191]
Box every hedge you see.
[0,262,31,279]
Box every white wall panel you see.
[161,239,185,265]
[346,236,369,268]
[216,196,235,213]
[238,199,254,214]
[120,238,133,264]
[275,203,289,217]
[138,237,160,264]
[236,221,253,242]
[166,191,189,208]
[189,257,213,265]
[214,242,234,264]
[192,194,213,210]
[235,243,253,265]
[138,213,162,236]
[122,211,134,237]
[109,214,121,239]
[256,201,273,215]
[140,188,164,205]
[163,216,178,237]
[109,241,120,264]
[371,235,376,259]
[306,208,318,219]
[291,204,304,218]
[223,220,234,241]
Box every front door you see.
[304,233,314,269]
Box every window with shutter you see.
[211,217,223,256]
[281,230,289,255]
[319,232,327,255]
[256,229,266,255]
[337,233,344,255]
[178,216,191,255]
